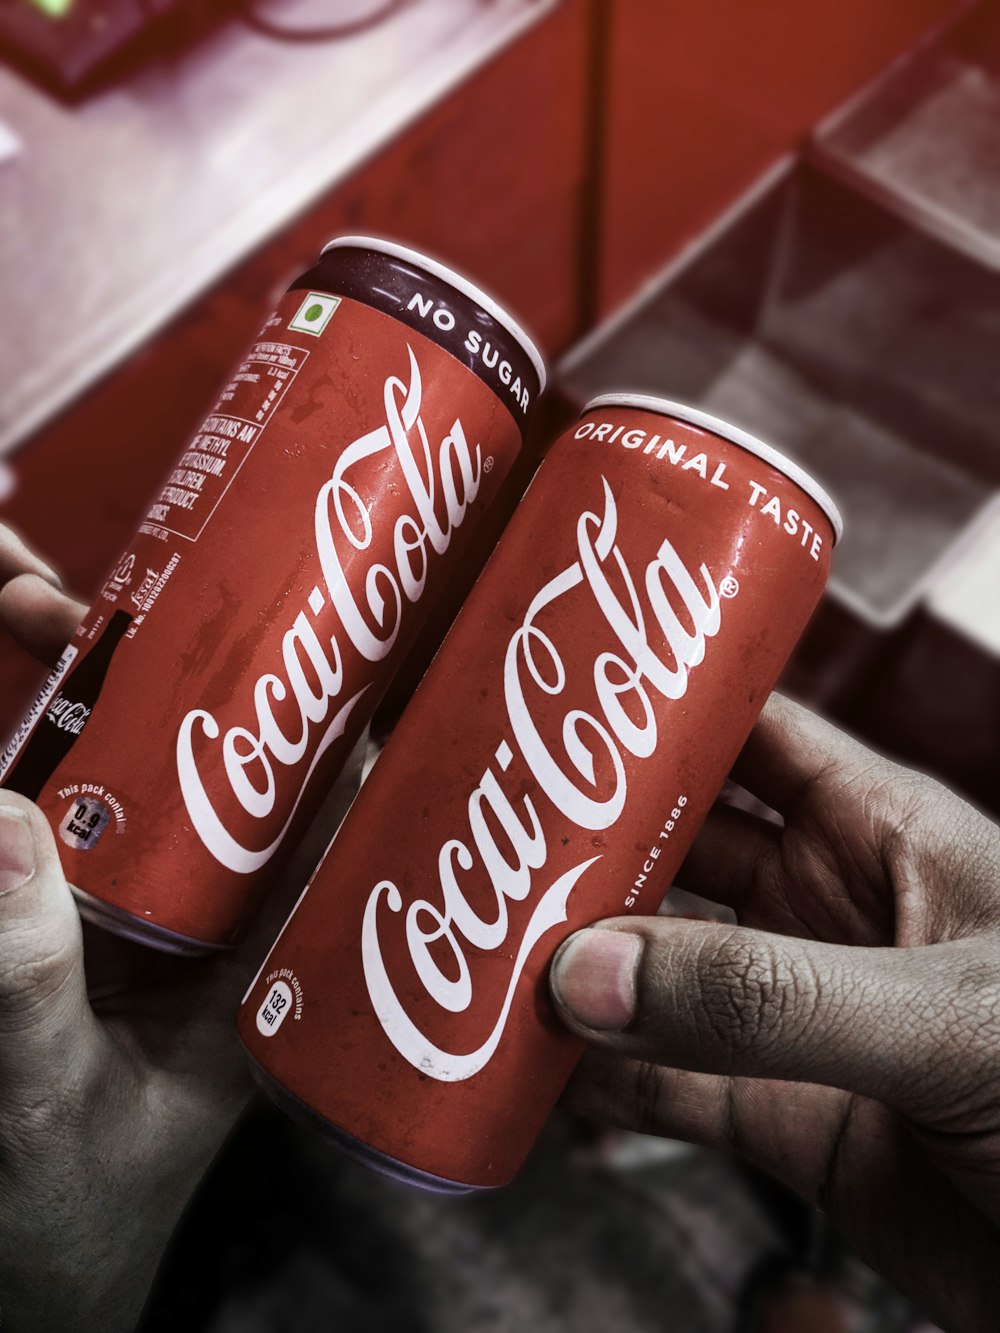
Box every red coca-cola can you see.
[238,393,842,1191]
[0,237,545,954]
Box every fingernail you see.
[0,806,36,895]
[551,929,642,1031]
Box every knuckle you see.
[893,950,1000,1123]
[695,929,803,1058]
[880,778,1000,937]
[941,957,1000,1065]
[857,761,928,840]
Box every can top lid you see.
[583,393,844,544]
[322,235,547,393]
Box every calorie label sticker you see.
[257,980,294,1036]
[59,795,112,851]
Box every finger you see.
[565,1051,1000,1332]
[566,1047,736,1149]
[0,526,62,589]
[674,803,782,919]
[0,574,86,666]
[549,916,976,1118]
[0,791,100,1097]
[565,1046,852,1199]
[674,804,827,939]
[731,693,875,816]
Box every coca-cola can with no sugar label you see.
[0,237,546,954]
[238,393,843,1192]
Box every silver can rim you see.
[71,883,221,956]
[247,1056,492,1196]
[582,393,844,545]
[322,235,547,394]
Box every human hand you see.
[549,693,1000,1333]
[0,528,332,1332]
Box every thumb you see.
[550,917,965,1116]
[0,791,98,1095]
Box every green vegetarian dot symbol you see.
[305,303,325,322]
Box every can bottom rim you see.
[247,1055,492,1197]
[71,885,221,957]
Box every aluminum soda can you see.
[0,237,545,954]
[239,393,843,1190]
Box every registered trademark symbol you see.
[720,575,740,599]
[484,456,494,473]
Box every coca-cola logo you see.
[176,346,482,874]
[46,693,91,736]
[361,477,725,1082]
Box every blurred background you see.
[2,0,999,1327]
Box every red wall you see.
[598,0,967,312]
